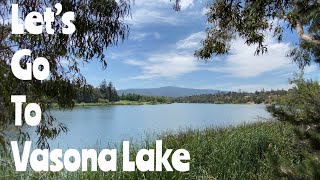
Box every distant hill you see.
[118,86,220,97]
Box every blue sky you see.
[80,0,319,92]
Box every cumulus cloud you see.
[125,52,198,79]
[207,35,294,77]
[124,30,296,80]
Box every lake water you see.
[43,103,271,149]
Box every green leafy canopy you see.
[175,0,320,68]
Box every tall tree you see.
[0,0,130,150]
[107,81,119,102]
[99,79,109,100]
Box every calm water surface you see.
[46,103,270,149]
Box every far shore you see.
[52,100,171,108]
[52,101,270,108]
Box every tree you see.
[99,79,110,100]
[267,75,320,179]
[107,82,120,102]
[0,0,130,150]
[177,0,320,68]
[75,84,99,103]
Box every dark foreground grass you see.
[0,121,299,180]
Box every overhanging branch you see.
[296,20,320,44]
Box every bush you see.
[267,75,320,179]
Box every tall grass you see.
[0,121,299,180]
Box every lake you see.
[46,103,270,149]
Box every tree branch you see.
[296,20,320,44]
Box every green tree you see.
[0,0,130,150]
[177,0,320,68]
[267,75,320,179]
[99,79,109,100]
[107,81,119,102]
[75,84,99,103]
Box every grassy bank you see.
[1,121,299,179]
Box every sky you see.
[80,0,319,92]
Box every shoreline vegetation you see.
[1,121,299,179]
[52,100,171,108]
[64,82,288,108]
[67,101,266,108]
[67,80,287,108]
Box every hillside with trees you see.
[174,89,287,104]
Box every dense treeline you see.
[174,90,288,104]
[74,80,172,104]
[74,80,119,103]
[120,93,173,104]
[74,80,289,105]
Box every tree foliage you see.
[0,0,130,150]
[74,80,119,103]
[267,75,320,178]
[180,0,320,68]
[174,89,287,104]
[120,93,173,104]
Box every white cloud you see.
[124,31,297,81]
[130,32,161,41]
[126,59,146,66]
[127,9,179,26]
[207,35,294,77]
[125,52,198,79]
[176,31,205,49]
[125,0,196,26]
[201,7,209,16]
[179,0,195,10]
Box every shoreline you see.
[72,101,269,107]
